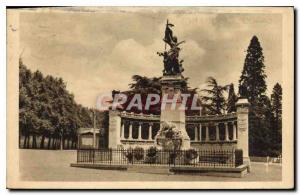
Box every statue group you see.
[157,20,185,76]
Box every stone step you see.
[127,165,171,174]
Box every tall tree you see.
[227,83,238,113]
[201,77,228,115]
[239,35,267,104]
[238,36,271,156]
[270,83,282,154]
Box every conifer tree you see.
[227,83,238,113]
[270,83,282,154]
[238,36,270,156]
[239,35,267,104]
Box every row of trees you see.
[19,59,108,149]
[200,36,282,157]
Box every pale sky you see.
[19,7,282,108]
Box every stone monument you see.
[155,20,190,150]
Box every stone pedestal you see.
[236,98,250,172]
[155,75,190,149]
[108,110,121,148]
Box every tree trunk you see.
[40,135,45,149]
[60,136,63,150]
[47,136,52,149]
[67,139,70,149]
[26,135,30,148]
[32,135,37,149]
[52,138,56,149]
[23,135,27,148]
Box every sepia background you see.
[19,8,282,108]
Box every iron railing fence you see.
[77,148,243,168]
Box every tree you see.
[201,77,228,115]
[227,83,238,113]
[19,59,109,150]
[238,36,271,156]
[239,35,267,104]
[270,83,282,154]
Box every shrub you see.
[184,149,198,163]
[133,147,144,161]
[124,148,134,163]
[144,146,157,164]
[147,146,157,158]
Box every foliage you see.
[270,83,282,154]
[147,146,158,158]
[124,148,134,163]
[201,77,228,115]
[133,147,145,160]
[19,59,108,149]
[227,83,238,113]
[144,146,157,164]
[238,36,282,157]
[114,75,200,116]
[184,149,198,163]
[239,35,267,104]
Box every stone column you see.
[232,122,237,141]
[148,123,153,140]
[138,122,142,140]
[236,98,250,172]
[128,122,133,140]
[225,122,229,141]
[199,124,202,142]
[215,123,220,141]
[120,122,125,139]
[194,125,198,141]
[205,125,209,141]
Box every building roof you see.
[77,128,100,135]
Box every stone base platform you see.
[70,163,249,178]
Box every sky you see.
[19,7,282,108]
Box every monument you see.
[155,20,191,150]
[107,21,250,173]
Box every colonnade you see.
[120,120,237,142]
[190,121,237,142]
[120,121,155,141]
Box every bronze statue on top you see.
[157,20,185,76]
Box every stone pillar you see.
[199,124,202,142]
[225,122,229,141]
[138,122,142,140]
[120,122,125,139]
[215,123,220,141]
[236,98,250,172]
[128,122,133,140]
[233,122,237,141]
[158,76,190,149]
[194,125,198,141]
[148,123,153,140]
[205,125,209,142]
[108,110,121,148]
